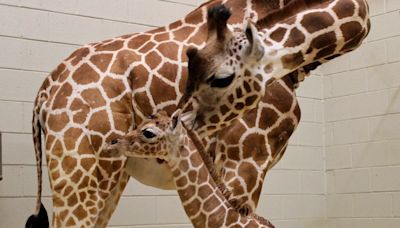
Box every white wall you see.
[323,0,400,227]
[0,0,397,228]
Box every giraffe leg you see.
[95,172,130,227]
[46,133,127,227]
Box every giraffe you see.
[103,110,275,228]
[26,0,371,227]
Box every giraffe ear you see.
[207,5,232,41]
[170,109,182,131]
[245,21,265,61]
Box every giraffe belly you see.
[125,157,176,190]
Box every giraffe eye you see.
[142,129,157,139]
[207,73,235,88]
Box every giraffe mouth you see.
[206,73,235,88]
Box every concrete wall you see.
[323,0,400,227]
[0,0,397,228]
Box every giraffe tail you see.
[26,95,49,228]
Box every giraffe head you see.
[179,5,268,134]
[104,110,185,162]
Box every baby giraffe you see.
[104,110,274,228]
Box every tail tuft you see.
[25,203,49,228]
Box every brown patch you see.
[48,113,69,132]
[87,110,111,134]
[53,196,64,207]
[112,112,131,133]
[301,12,335,33]
[158,42,179,61]
[52,83,72,109]
[145,51,162,69]
[209,115,220,124]
[77,136,93,155]
[101,76,126,99]
[154,32,170,42]
[238,162,258,192]
[188,170,197,183]
[157,62,178,82]
[226,209,240,225]
[192,212,206,228]
[259,107,279,130]
[139,41,156,53]
[203,195,220,212]
[176,176,188,187]
[224,112,238,122]
[227,147,240,161]
[52,140,63,158]
[95,40,124,52]
[341,29,366,52]
[264,82,293,113]
[220,105,230,116]
[63,186,73,196]
[111,50,140,75]
[168,20,182,30]
[177,185,196,202]
[315,45,336,60]
[66,217,76,226]
[72,63,99,85]
[340,21,362,42]
[173,26,195,41]
[150,76,177,105]
[284,28,305,47]
[332,0,355,19]
[281,51,304,69]
[49,159,58,169]
[310,31,337,49]
[71,170,83,183]
[230,179,245,195]
[220,122,247,145]
[184,198,201,216]
[64,128,83,151]
[128,34,151,49]
[245,95,258,106]
[58,68,70,83]
[99,160,122,175]
[81,88,106,108]
[90,54,113,72]
[356,0,367,19]
[72,105,90,124]
[67,193,78,207]
[208,206,225,227]
[66,48,90,66]
[242,133,268,162]
[62,156,77,174]
[46,135,55,151]
[50,63,66,81]
[130,65,149,89]
[270,27,287,42]
[179,160,189,172]
[268,118,295,157]
[81,158,96,172]
[134,92,153,117]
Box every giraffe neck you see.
[166,125,273,228]
[257,0,370,81]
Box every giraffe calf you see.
[104,110,274,228]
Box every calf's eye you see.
[142,129,156,139]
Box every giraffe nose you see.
[111,139,118,145]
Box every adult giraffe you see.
[26,0,370,227]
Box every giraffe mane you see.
[181,121,235,206]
